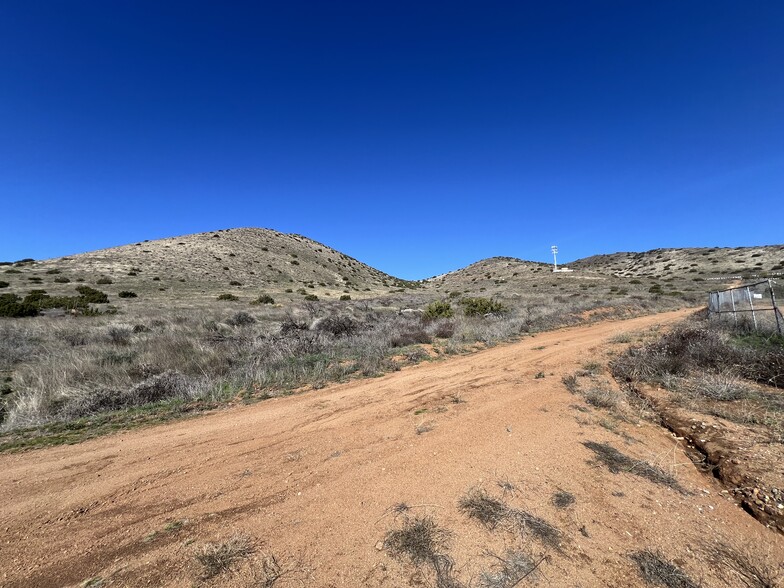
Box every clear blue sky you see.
[1,2,782,279]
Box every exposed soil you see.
[629,383,784,534]
[1,309,782,587]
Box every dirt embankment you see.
[1,308,782,587]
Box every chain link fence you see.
[708,280,783,334]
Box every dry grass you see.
[458,488,561,547]
[195,534,254,580]
[383,516,464,588]
[0,231,711,446]
[583,441,686,493]
[629,550,698,588]
[704,541,781,588]
[478,550,543,587]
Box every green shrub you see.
[423,300,454,319]
[0,293,39,317]
[303,294,319,301]
[118,291,138,298]
[460,297,507,316]
[229,280,243,286]
[53,277,71,283]
[96,277,113,285]
[339,294,351,301]
[251,294,275,305]
[45,269,61,274]
[75,285,109,303]
[217,293,239,301]
[0,281,8,288]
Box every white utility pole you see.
[551,245,558,272]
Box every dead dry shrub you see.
[314,315,360,337]
[195,534,254,580]
[458,488,561,547]
[629,550,698,588]
[704,541,781,588]
[390,325,432,347]
[583,441,686,493]
[686,372,751,401]
[383,515,464,587]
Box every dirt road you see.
[1,309,782,587]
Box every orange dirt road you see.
[1,309,782,587]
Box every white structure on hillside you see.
[551,245,574,273]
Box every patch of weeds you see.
[583,387,622,410]
[629,550,698,588]
[384,516,463,587]
[164,519,185,533]
[195,534,254,580]
[534,371,545,379]
[459,490,509,530]
[562,375,580,394]
[583,441,686,493]
[458,489,561,547]
[552,490,575,509]
[599,418,619,433]
[581,362,603,375]
[704,541,780,588]
[688,373,751,402]
[80,578,104,588]
[610,333,633,344]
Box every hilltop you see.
[1,227,415,304]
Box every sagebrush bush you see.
[217,293,239,301]
[0,281,8,288]
[423,301,453,319]
[303,294,318,301]
[118,291,137,298]
[96,277,113,285]
[251,294,275,305]
[340,294,351,301]
[460,297,507,316]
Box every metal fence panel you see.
[707,280,782,334]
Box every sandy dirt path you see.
[1,308,782,587]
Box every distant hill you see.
[1,227,411,302]
[2,230,782,307]
[570,246,784,280]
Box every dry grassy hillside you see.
[0,227,412,304]
[570,245,784,280]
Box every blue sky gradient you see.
[1,2,783,278]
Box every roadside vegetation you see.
[0,291,687,450]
